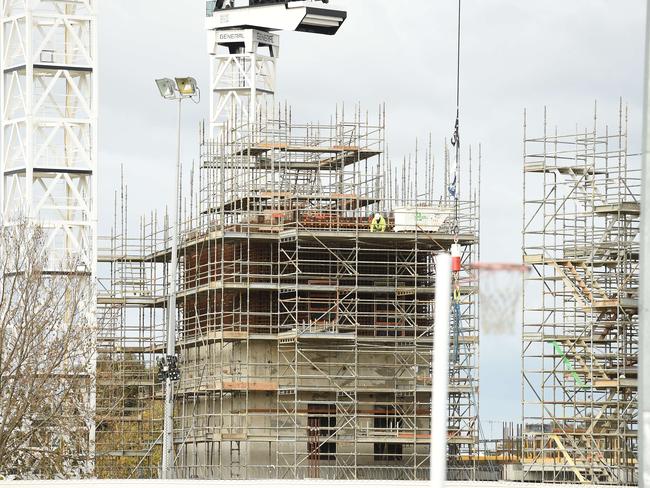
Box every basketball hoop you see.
[467,262,531,335]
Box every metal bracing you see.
[207,27,278,137]
[204,2,346,139]
[95,184,167,478]
[0,0,97,473]
[522,104,640,485]
[170,110,479,480]
[1,0,97,271]
[95,106,480,480]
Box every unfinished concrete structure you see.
[95,0,482,479]
[521,105,640,484]
[94,105,481,479]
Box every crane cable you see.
[450,0,461,238]
[450,0,462,363]
[447,5,499,475]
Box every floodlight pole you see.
[640,1,650,485]
[162,95,182,480]
[431,253,451,486]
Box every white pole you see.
[162,97,182,479]
[640,1,650,485]
[431,252,452,486]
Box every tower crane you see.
[204,0,346,135]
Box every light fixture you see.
[156,78,177,100]
[175,77,198,97]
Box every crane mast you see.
[205,0,346,136]
[0,0,97,473]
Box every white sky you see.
[97,0,646,423]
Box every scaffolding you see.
[521,104,640,485]
[95,177,167,478]
[96,107,481,480]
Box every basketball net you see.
[469,263,531,335]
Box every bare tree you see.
[0,220,96,479]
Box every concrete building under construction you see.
[92,0,484,480]
[1,0,646,484]
[95,103,481,479]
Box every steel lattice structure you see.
[206,26,277,137]
[522,105,640,485]
[0,0,98,473]
[1,0,97,271]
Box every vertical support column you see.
[639,2,650,485]
[1,0,97,470]
[206,28,278,138]
[2,0,97,271]
[162,97,182,480]
[431,253,451,486]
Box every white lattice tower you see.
[207,27,278,137]
[1,0,97,274]
[1,0,97,471]
[205,3,346,137]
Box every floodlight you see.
[175,77,199,97]
[156,78,177,99]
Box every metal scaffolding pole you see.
[522,102,641,484]
[640,2,650,486]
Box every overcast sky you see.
[98,0,646,423]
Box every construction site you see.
[96,104,481,479]
[0,0,646,486]
[521,106,640,485]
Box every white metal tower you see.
[1,0,97,472]
[1,0,97,273]
[205,1,346,135]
